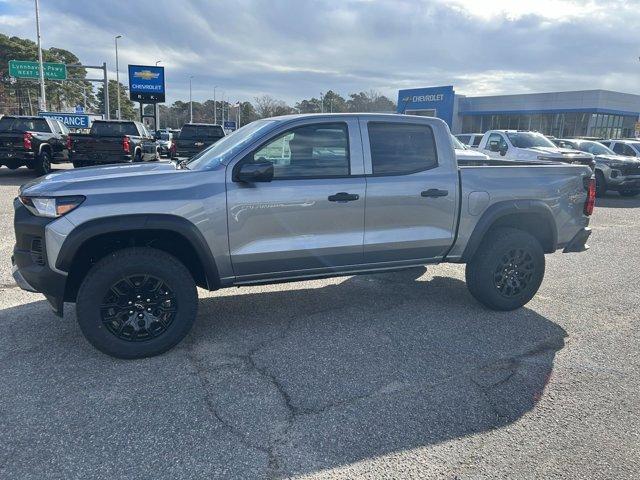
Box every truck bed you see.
[446,163,593,260]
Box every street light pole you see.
[34,0,46,111]
[320,92,324,113]
[115,35,122,119]
[155,60,162,129]
[213,85,218,125]
[189,76,193,123]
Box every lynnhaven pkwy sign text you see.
[8,60,67,80]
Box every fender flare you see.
[56,214,220,289]
[38,143,52,155]
[461,200,558,261]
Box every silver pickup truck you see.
[12,114,594,358]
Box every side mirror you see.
[499,145,508,156]
[234,160,274,183]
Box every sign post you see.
[9,60,67,80]
[128,64,165,129]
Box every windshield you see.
[574,141,614,155]
[451,135,467,149]
[506,132,556,148]
[185,120,277,170]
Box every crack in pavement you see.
[184,292,567,478]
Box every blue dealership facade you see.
[397,86,640,138]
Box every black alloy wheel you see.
[100,274,177,342]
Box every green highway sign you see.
[8,60,67,80]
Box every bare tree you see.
[255,95,292,118]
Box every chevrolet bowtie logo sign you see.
[133,70,160,80]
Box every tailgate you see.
[73,136,123,159]
[0,133,26,156]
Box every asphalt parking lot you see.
[0,166,638,479]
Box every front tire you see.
[465,227,545,311]
[76,247,198,359]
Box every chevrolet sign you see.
[128,64,165,103]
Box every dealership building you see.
[397,86,640,139]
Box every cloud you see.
[1,0,638,104]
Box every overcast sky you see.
[1,0,639,105]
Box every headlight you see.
[19,195,85,218]
[608,163,625,170]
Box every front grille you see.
[30,237,45,266]
[621,164,640,176]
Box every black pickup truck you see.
[174,123,225,158]
[0,115,70,175]
[69,120,159,167]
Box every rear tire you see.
[76,247,198,359]
[465,227,545,311]
[595,170,606,198]
[34,150,52,176]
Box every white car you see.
[478,130,593,166]
[451,135,491,162]
[600,139,640,158]
[455,133,484,149]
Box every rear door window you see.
[367,122,438,175]
[472,135,482,147]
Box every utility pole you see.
[34,0,46,111]
[189,75,193,123]
[102,61,110,119]
[155,60,162,129]
[213,85,218,124]
[320,92,324,113]
[115,35,123,119]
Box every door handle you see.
[421,189,449,198]
[328,192,360,202]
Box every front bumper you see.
[563,227,592,253]
[12,199,67,316]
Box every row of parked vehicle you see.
[455,130,640,197]
[0,115,227,175]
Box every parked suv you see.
[553,139,640,197]
[12,114,594,358]
[174,123,225,158]
[0,115,70,175]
